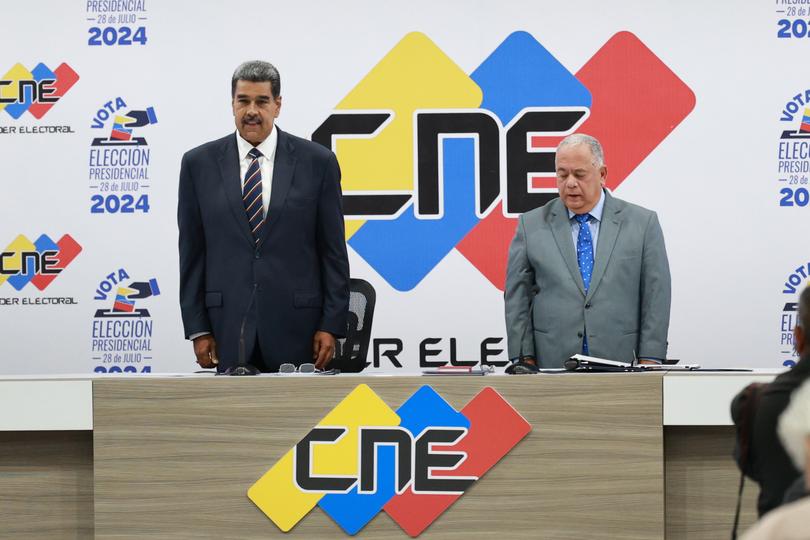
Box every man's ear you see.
[599,165,607,186]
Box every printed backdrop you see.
[0,0,807,374]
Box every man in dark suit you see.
[732,286,810,516]
[504,133,671,368]
[178,60,349,372]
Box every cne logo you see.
[249,384,530,536]
[0,63,79,119]
[0,234,82,291]
[313,31,695,291]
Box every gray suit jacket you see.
[504,191,671,368]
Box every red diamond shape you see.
[456,31,695,290]
[28,63,80,120]
[384,388,531,537]
[30,234,82,291]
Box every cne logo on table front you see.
[249,384,530,536]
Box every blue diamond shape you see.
[318,386,469,535]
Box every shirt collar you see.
[567,188,606,222]
[235,125,278,162]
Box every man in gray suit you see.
[504,134,671,368]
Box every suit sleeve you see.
[504,215,536,360]
[638,211,671,360]
[316,152,350,337]
[177,153,211,339]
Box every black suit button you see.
[585,303,591,309]
[577,331,583,338]
[254,251,260,259]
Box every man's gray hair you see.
[557,133,605,167]
[231,61,281,98]
[778,378,810,471]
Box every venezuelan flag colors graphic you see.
[0,62,79,119]
[249,384,530,536]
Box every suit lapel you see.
[549,200,586,296]
[259,129,296,246]
[217,134,255,248]
[586,193,622,302]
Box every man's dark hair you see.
[799,286,810,331]
[231,61,281,98]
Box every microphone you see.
[222,283,261,376]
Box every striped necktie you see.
[243,147,264,242]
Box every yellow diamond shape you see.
[248,384,400,532]
[334,32,483,239]
[0,64,33,112]
[0,234,35,287]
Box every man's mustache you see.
[243,116,262,125]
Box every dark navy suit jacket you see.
[178,129,349,371]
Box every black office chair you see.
[333,278,376,373]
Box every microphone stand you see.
[222,284,260,376]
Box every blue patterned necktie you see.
[575,213,594,354]
[243,147,264,243]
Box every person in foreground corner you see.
[733,286,810,517]
[742,376,810,539]
[504,133,671,369]
[177,60,349,373]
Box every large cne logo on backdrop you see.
[249,384,530,536]
[313,31,695,291]
[0,63,79,119]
